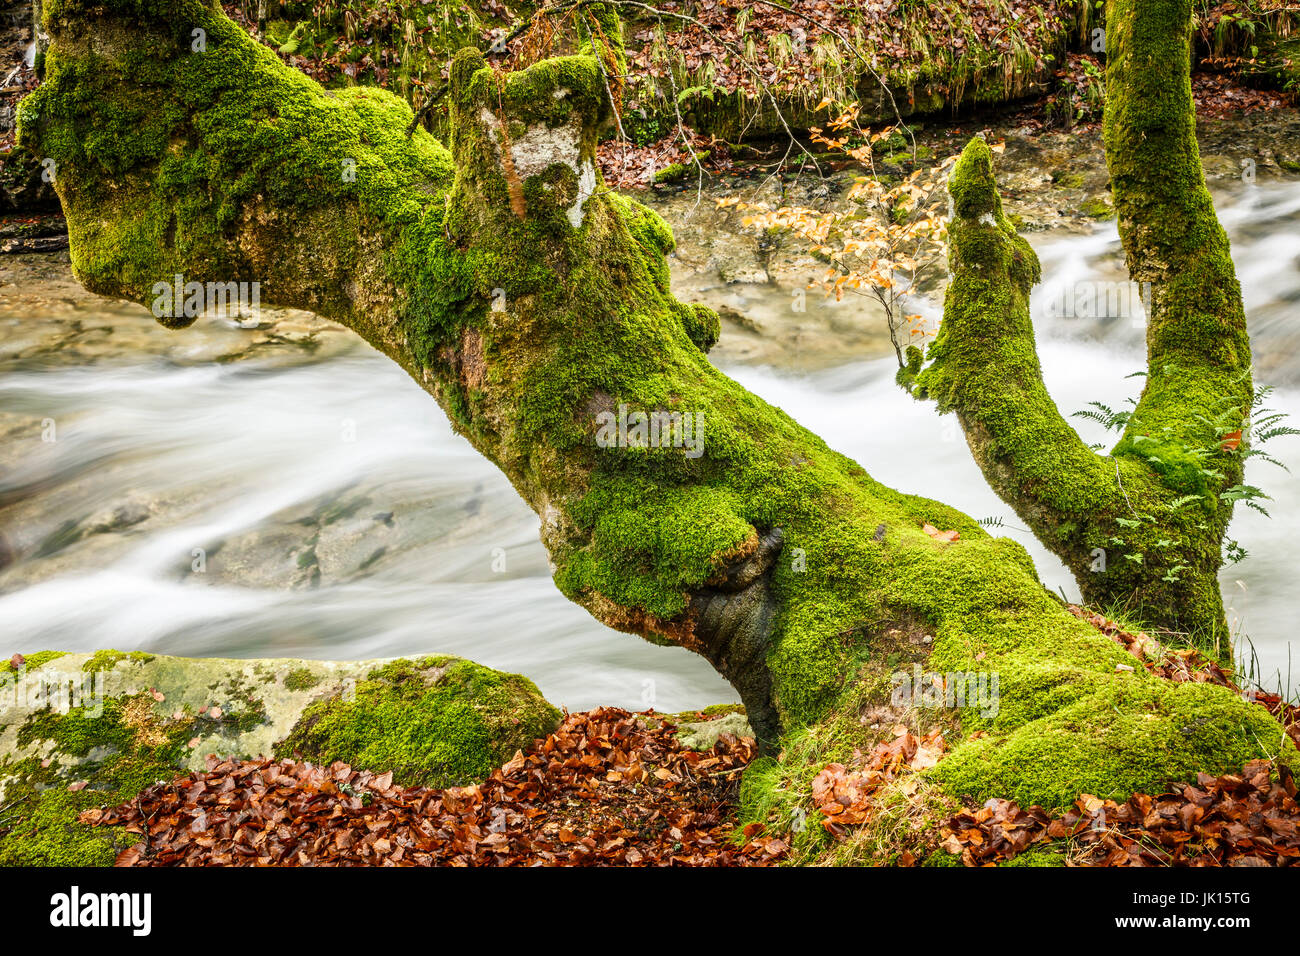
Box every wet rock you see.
[674,710,754,750]
[0,253,354,369]
[0,148,59,214]
[0,650,559,865]
[86,500,151,535]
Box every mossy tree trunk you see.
[18,0,1294,823]
[906,0,1253,659]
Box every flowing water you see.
[1,171,1297,711]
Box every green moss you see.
[283,667,320,692]
[1079,197,1115,220]
[882,143,934,167]
[19,0,457,339]
[6,651,67,673]
[654,161,687,183]
[929,675,1294,811]
[999,843,1068,867]
[735,518,1297,850]
[83,649,155,673]
[922,849,964,866]
[652,151,711,184]
[0,694,190,866]
[275,657,561,787]
[688,703,746,719]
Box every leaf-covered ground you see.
[804,607,1300,866]
[74,608,1300,868]
[943,759,1299,866]
[83,708,788,866]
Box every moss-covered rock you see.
[673,710,753,751]
[282,667,320,692]
[275,656,560,788]
[0,650,559,865]
[83,649,155,673]
[5,650,66,673]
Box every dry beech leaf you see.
[87,708,785,868]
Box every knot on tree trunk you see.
[690,528,785,750]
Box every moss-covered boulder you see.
[274,656,561,788]
[0,650,558,866]
[673,711,753,751]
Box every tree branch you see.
[20,0,1293,806]
[1105,0,1252,499]
[904,1,1256,647]
[909,140,1135,589]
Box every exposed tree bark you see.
[17,0,1294,842]
[30,1,49,78]
[904,0,1252,658]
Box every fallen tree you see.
[15,0,1297,862]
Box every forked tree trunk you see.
[905,0,1253,658]
[18,0,1294,827]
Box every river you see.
[0,142,1297,711]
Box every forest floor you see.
[83,614,1300,868]
[81,713,1300,867]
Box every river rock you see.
[673,711,754,750]
[0,253,354,369]
[0,650,560,865]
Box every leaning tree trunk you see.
[904,0,1252,660]
[18,0,1293,824]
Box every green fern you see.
[1071,401,1132,432]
